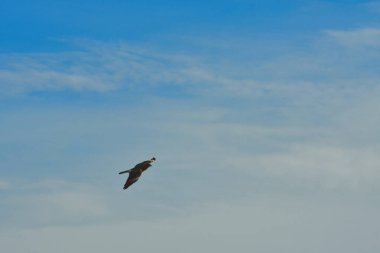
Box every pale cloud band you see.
[1,27,379,101]
[327,28,380,47]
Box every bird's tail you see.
[118,169,132,175]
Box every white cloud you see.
[4,180,110,227]
[253,145,380,190]
[326,28,380,47]
[0,41,203,97]
[0,43,265,99]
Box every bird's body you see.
[119,157,155,190]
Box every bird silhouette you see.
[118,157,156,190]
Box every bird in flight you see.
[118,157,156,190]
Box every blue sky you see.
[1,1,380,252]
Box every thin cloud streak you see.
[0,41,200,97]
[327,28,380,48]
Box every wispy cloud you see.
[3,179,110,227]
[1,31,379,106]
[0,40,203,97]
[0,52,118,96]
[326,28,380,48]
[0,180,10,189]
[0,39,275,99]
[253,145,380,190]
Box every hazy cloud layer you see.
[1,196,379,253]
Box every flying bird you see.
[118,157,156,190]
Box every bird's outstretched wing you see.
[119,168,132,174]
[123,170,142,190]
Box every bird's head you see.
[150,157,156,162]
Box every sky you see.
[1,0,380,252]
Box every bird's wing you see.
[118,168,132,174]
[123,170,142,190]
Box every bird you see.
[118,157,156,190]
